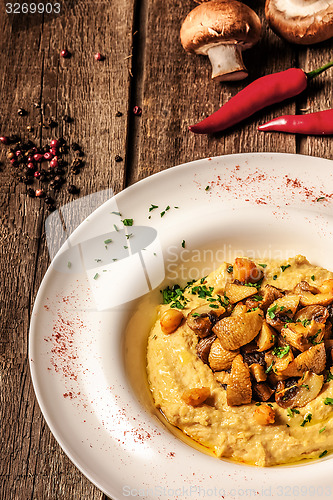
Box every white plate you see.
[30,153,333,500]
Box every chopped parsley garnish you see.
[125,233,133,239]
[255,402,261,406]
[301,384,310,390]
[300,413,312,427]
[111,211,121,216]
[181,240,185,248]
[67,261,72,268]
[191,313,201,317]
[205,185,210,191]
[272,345,290,358]
[160,211,166,217]
[323,397,333,405]
[253,294,263,301]
[122,219,133,226]
[249,306,259,312]
[319,427,326,433]
[161,284,189,310]
[265,362,274,374]
[259,263,267,268]
[317,197,326,202]
[149,204,158,212]
[301,319,311,327]
[114,224,119,232]
[309,329,322,345]
[200,276,207,284]
[287,408,300,418]
[281,264,291,272]
[191,285,214,299]
[94,258,102,262]
[124,245,128,249]
[227,265,233,274]
[267,304,278,319]
[327,372,333,382]
[93,273,99,280]
[209,304,219,309]
[319,450,328,458]
[273,275,277,280]
[311,275,315,281]
[104,238,112,244]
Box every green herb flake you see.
[124,245,128,249]
[287,408,300,418]
[272,345,290,358]
[125,233,133,239]
[122,219,133,226]
[94,258,102,263]
[227,265,233,274]
[301,384,310,390]
[317,197,326,202]
[209,304,219,309]
[191,313,201,317]
[281,264,291,272]
[311,275,315,281]
[265,362,274,374]
[324,397,333,405]
[255,402,261,406]
[300,413,312,427]
[149,204,158,212]
[160,211,165,218]
[181,240,185,248]
[319,427,326,433]
[67,261,72,269]
[200,276,207,284]
[267,304,278,319]
[111,211,121,216]
[259,263,267,268]
[93,273,99,280]
[301,319,311,328]
[114,224,119,232]
[326,372,333,382]
[152,334,157,340]
[319,450,328,458]
[104,239,112,244]
[166,205,170,211]
[205,185,210,191]
[273,275,278,280]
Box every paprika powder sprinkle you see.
[258,109,333,135]
[189,61,333,135]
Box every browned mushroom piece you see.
[252,381,274,402]
[187,304,225,338]
[180,0,262,81]
[208,339,239,371]
[227,354,252,406]
[281,342,326,377]
[213,308,264,350]
[294,281,320,295]
[266,294,300,332]
[275,372,324,408]
[196,334,216,364]
[297,279,333,307]
[295,305,329,324]
[265,0,333,45]
[281,320,326,352]
[260,285,284,311]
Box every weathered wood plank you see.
[1,1,135,498]
[129,0,297,184]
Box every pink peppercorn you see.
[0,136,10,145]
[44,152,53,161]
[34,153,44,162]
[50,147,58,156]
[35,189,45,198]
[133,106,142,116]
[34,171,41,179]
[27,162,36,170]
[60,49,71,59]
[94,52,105,61]
[50,157,58,168]
[50,139,60,148]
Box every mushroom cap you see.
[265,0,333,45]
[180,0,262,54]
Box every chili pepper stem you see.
[306,60,333,79]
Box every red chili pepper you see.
[258,109,333,135]
[189,61,333,135]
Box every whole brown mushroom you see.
[180,0,262,81]
[265,0,333,45]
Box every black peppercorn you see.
[115,155,123,162]
[18,108,27,116]
[115,111,123,117]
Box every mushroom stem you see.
[207,44,248,82]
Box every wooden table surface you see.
[1,0,332,498]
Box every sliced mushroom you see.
[233,257,263,284]
[252,381,274,402]
[265,0,333,45]
[298,279,333,307]
[275,372,324,409]
[208,339,239,371]
[250,363,267,382]
[187,304,225,338]
[266,294,300,332]
[294,281,320,295]
[230,302,247,316]
[294,305,329,324]
[227,354,252,406]
[260,285,284,311]
[196,334,216,364]
[180,0,262,81]
[225,282,258,304]
[256,320,276,352]
[265,346,294,376]
[282,342,326,377]
[281,321,325,352]
[213,308,264,350]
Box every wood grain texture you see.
[0,1,135,498]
